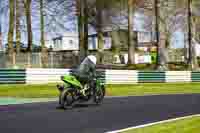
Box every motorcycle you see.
[56,55,105,109]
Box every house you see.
[52,30,154,51]
[51,32,112,51]
[52,33,79,51]
[4,42,42,52]
[52,30,155,64]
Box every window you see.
[69,40,73,45]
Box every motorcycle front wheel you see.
[60,89,74,109]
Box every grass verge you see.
[106,83,200,96]
[122,115,200,133]
[0,83,200,98]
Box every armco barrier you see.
[0,69,26,84]
[0,69,200,84]
[26,69,106,84]
[191,72,200,82]
[166,71,191,83]
[105,70,138,84]
[26,69,70,84]
[138,71,165,83]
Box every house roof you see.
[53,32,78,40]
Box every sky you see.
[0,1,185,49]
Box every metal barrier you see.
[0,69,199,84]
[26,69,70,84]
[0,69,26,84]
[138,71,165,83]
[166,71,191,83]
[191,72,200,82]
[105,70,138,84]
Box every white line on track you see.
[106,114,200,133]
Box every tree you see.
[185,0,198,70]
[154,0,160,67]
[40,0,45,51]
[77,0,88,62]
[96,0,104,64]
[40,0,48,68]
[0,0,3,50]
[24,0,33,52]
[83,0,88,61]
[7,0,15,55]
[190,0,200,70]
[157,0,170,70]
[155,0,175,70]
[128,0,136,65]
[15,0,21,53]
[187,0,192,67]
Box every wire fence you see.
[0,51,118,69]
[0,48,187,69]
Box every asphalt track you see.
[0,94,200,133]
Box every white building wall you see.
[53,33,112,51]
[62,36,79,50]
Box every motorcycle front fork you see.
[57,84,64,92]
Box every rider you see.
[74,55,97,95]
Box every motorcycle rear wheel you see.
[93,86,105,105]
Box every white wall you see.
[62,36,79,50]
[53,33,79,51]
[166,71,191,83]
[26,69,138,84]
[26,69,70,84]
[105,70,138,84]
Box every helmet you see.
[87,55,97,65]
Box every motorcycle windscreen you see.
[77,57,96,77]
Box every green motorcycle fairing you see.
[95,79,105,91]
[62,75,83,89]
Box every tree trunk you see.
[187,0,198,70]
[111,31,121,63]
[128,0,135,65]
[156,0,169,70]
[188,0,192,67]
[16,0,21,54]
[77,0,88,62]
[0,0,2,51]
[8,0,15,58]
[0,22,2,51]
[40,0,47,68]
[24,0,33,52]
[40,0,45,51]
[191,17,199,70]
[158,32,168,69]
[154,0,160,67]
[96,0,105,64]
[83,0,88,60]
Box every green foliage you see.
[168,62,189,71]
[127,64,157,70]
[150,52,157,64]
